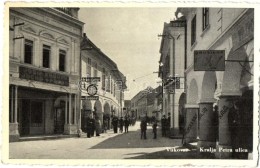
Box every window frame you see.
[24,39,33,64]
[202,8,209,31]
[42,44,51,68]
[59,49,66,72]
[191,15,197,46]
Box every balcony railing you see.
[55,8,73,17]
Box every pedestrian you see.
[103,118,108,133]
[228,101,241,159]
[119,117,124,133]
[90,117,95,137]
[112,116,118,133]
[95,117,101,136]
[161,115,167,137]
[166,113,171,136]
[124,117,129,133]
[152,121,157,139]
[86,115,92,138]
[140,118,147,139]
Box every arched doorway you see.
[178,93,186,134]
[185,79,199,143]
[199,71,217,147]
[94,100,102,123]
[103,102,110,129]
[81,100,92,133]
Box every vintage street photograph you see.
[2,1,259,167]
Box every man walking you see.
[161,115,167,137]
[119,117,124,133]
[124,117,130,133]
[112,116,118,133]
[140,119,147,139]
[152,121,158,139]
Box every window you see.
[102,68,106,90]
[24,39,33,64]
[87,58,92,77]
[59,49,66,72]
[202,8,209,31]
[43,45,51,68]
[93,62,97,77]
[191,15,196,46]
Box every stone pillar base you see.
[9,123,20,142]
[215,144,233,159]
[64,124,78,135]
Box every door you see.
[54,101,65,134]
[20,99,30,136]
[30,101,44,135]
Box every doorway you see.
[54,101,65,134]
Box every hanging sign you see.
[194,50,225,71]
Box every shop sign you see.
[19,66,69,86]
[194,50,225,71]
[86,96,99,100]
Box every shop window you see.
[202,8,209,31]
[191,15,197,46]
[59,49,66,72]
[30,101,43,126]
[24,39,33,64]
[43,45,51,68]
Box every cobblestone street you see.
[9,122,208,159]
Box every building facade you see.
[130,87,159,119]
[9,8,84,141]
[80,35,126,132]
[175,8,254,158]
[158,18,186,136]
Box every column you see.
[216,95,240,158]
[184,104,199,143]
[14,85,18,123]
[69,93,72,124]
[74,94,77,124]
[9,85,19,142]
[65,94,68,124]
[10,85,14,123]
[198,100,216,148]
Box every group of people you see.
[140,116,158,140]
[86,115,102,138]
[161,113,171,137]
[111,116,131,133]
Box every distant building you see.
[124,100,131,117]
[158,17,186,136]
[9,8,84,141]
[176,8,253,159]
[80,35,127,132]
[130,86,160,119]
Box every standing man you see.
[86,115,92,138]
[90,115,95,137]
[124,116,130,133]
[95,117,101,136]
[161,115,167,137]
[228,101,241,158]
[140,118,147,139]
[112,116,118,133]
[152,121,158,139]
[119,117,124,133]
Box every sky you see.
[79,8,177,100]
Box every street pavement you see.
[9,121,214,159]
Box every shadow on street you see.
[91,126,182,149]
